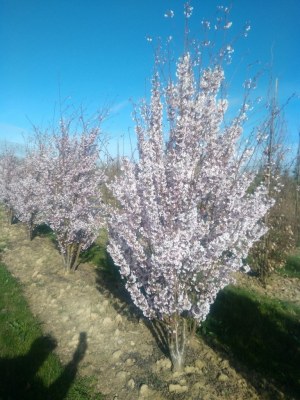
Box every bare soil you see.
[0,215,298,400]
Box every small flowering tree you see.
[41,117,106,272]
[9,147,47,240]
[0,148,20,224]
[107,51,273,371]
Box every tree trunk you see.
[63,243,82,272]
[7,208,14,225]
[168,316,187,372]
[28,216,35,241]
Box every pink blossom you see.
[108,52,272,370]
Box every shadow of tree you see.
[0,332,87,400]
[81,240,171,360]
[144,319,170,359]
[81,240,142,322]
[32,223,57,247]
[199,285,300,399]
[93,248,173,360]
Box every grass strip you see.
[200,284,300,397]
[0,262,103,400]
[278,254,300,278]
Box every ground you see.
[0,215,298,400]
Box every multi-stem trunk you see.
[63,242,82,272]
[168,315,187,372]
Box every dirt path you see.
[0,214,296,400]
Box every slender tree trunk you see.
[168,315,187,372]
[72,243,82,271]
[7,207,14,225]
[63,242,82,272]
[28,215,35,241]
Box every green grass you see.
[0,263,103,400]
[33,223,57,241]
[278,254,300,278]
[80,229,120,284]
[80,229,109,265]
[200,285,300,397]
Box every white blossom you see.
[108,52,272,331]
[164,9,174,19]
[224,21,233,29]
[184,3,193,18]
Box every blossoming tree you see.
[41,118,106,272]
[107,50,273,371]
[8,145,48,240]
[0,148,20,224]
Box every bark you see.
[168,316,187,372]
[64,242,82,272]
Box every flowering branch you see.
[108,52,273,371]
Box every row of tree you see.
[248,78,299,284]
[0,3,298,372]
[0,119,106,271]
[0,55,285,372]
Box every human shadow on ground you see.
[0,332,87,400]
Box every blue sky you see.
[0,0,299,156]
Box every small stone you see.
[220,360,229,369]
[125,358,135,366]
[90,312,98,320]
[139,384,151,397]
[169,384,188,394]
[114,329,120,336]
[130,341,135,346]
[116,371,127,382]
[98,305,106,314]
[115,314,123,325]
[127,378,135,389]
[112,350,122,360]
[192,380,206,391]
[179,379,187,385]
[195,360,205,370]
[103,299,109,307]
[155,358,172,371]
[218,373,229,382]
[32,270,39,278]
[172,371,184,378]
[184,366,197,374]
[102,317,113,326]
